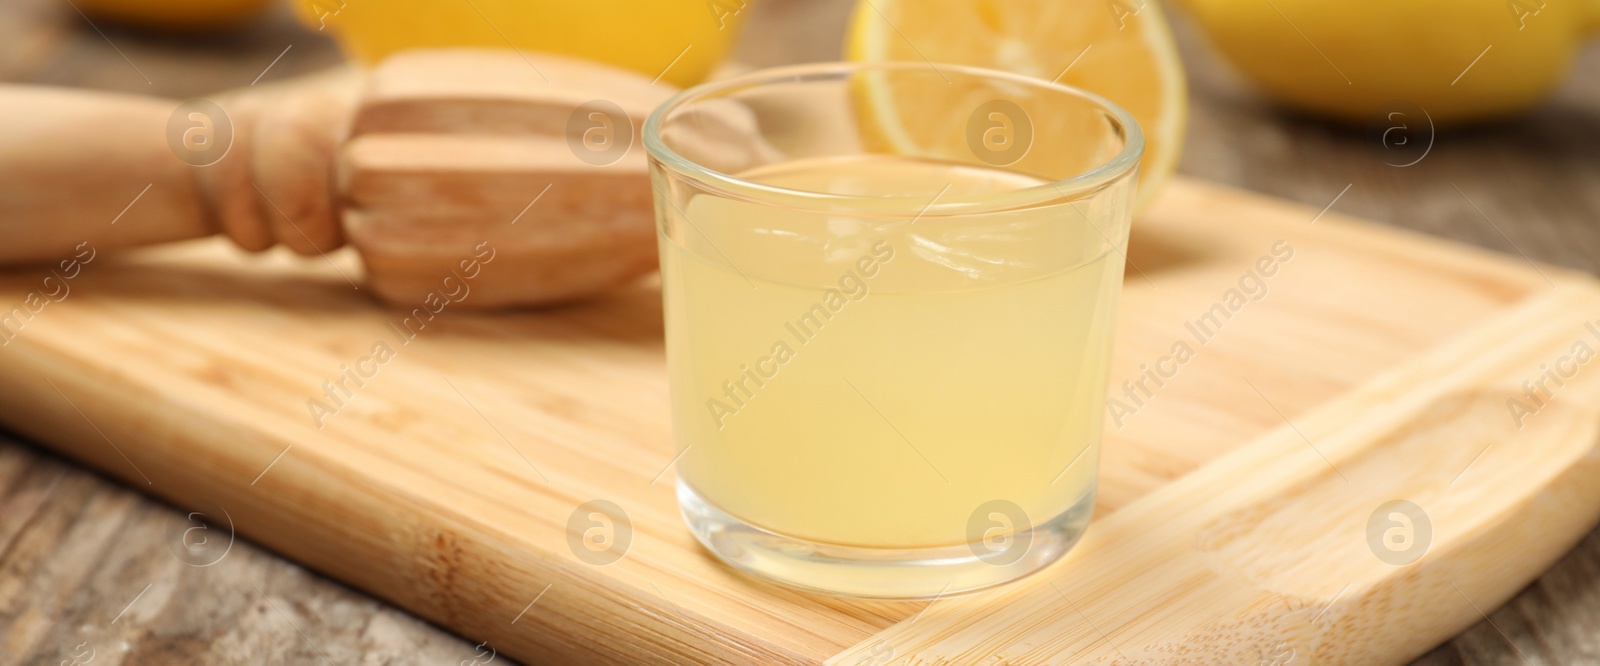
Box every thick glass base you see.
[677,479,1096,600]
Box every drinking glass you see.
[644,61,1142,598]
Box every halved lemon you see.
[846,0,1187,210]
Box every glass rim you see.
[642,61,1145,217]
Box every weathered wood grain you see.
[0,0,1597,664]
[0,438,488,666]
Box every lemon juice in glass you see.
[645,62,1141,598]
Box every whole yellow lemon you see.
[292,0,750,88]
[72,0,276,30]
[1176,0,1600,125]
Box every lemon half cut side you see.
[846,0,1187,210]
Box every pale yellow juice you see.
[660,154,1124,549]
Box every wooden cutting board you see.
[2,177,1598,665]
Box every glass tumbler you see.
[644,62,1142,599]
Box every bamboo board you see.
[1,177,1598,665]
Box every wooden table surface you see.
[2,0,1598,664]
